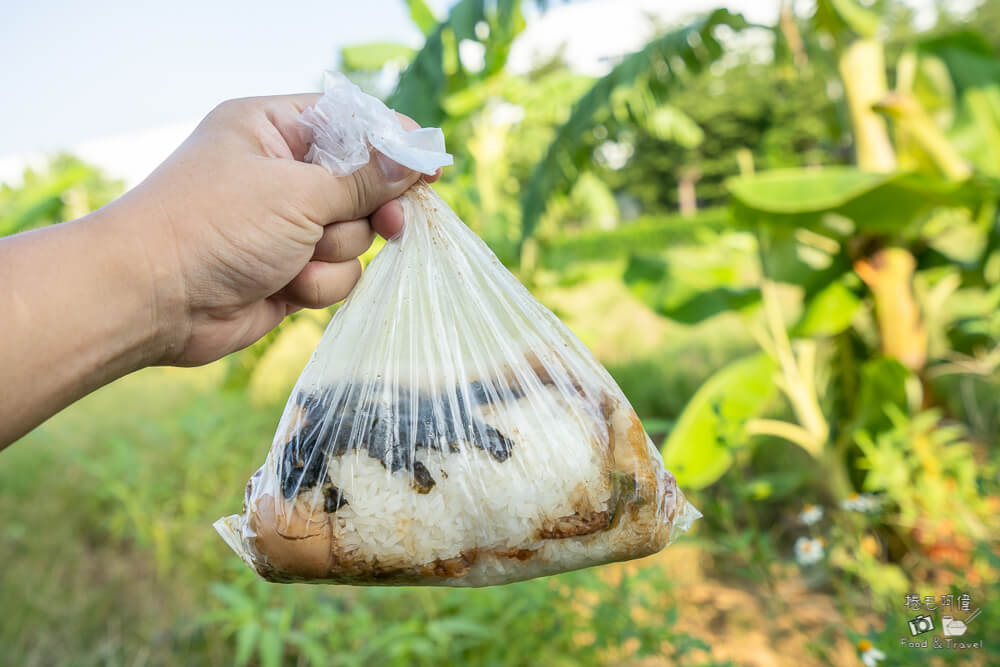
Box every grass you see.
[0,366,277,665]
[0,334,725,666]
[3,272,996,666]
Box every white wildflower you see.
[794,536,825,566]
[799,503,823,526]
[841,492,879,513]
[474,20,490,41]
[858,640,885,666]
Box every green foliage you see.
[202,564,712,667]
[341,43,415,72]
[852,358,911,433]
[0,155,123,236]
[3,367,728,665]
[520,9,748,242]
[791,279,861,337]
[404,0,438,37]
[625,248,760,324]
[538,208,728,269]
[621,224,761,326]
[389,0,523,126]
[855,407,990,529]
[607,60,845,214]
[728,166,991,234]
[816,0,880,41]
[661,353,778,489]
[917,31,1000,177]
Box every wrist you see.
[92,193,191,367]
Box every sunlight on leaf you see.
[662,353,777,489]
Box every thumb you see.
[292,151,423,224]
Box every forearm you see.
[0,201,179,446]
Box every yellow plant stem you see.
[760,279,829,451]
[839,39,897,172]
[875,92,972,180]
[854,247,928,371]
[745,418,821,457]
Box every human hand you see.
[114,94,438,366]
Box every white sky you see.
[0,0,439,154]
[11,0,961,188]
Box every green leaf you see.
[731,167,892,213]
[520,9,747,242]
[405,0,438,37]
[623,245,760,324]
[659,286,760,324]
[234,622,259,667]
[917,32,999,88]
[483,0,524,77]
[539,208,729,269]
[727,167,990,234]
[917,31,1000,177]
[853,358,911,433]
[792,280,861,337]
[340,42,415,72]
[814,0,879,42]
[622,253,670,311]
[288,632,328,666]
[389,0,485,125]
[389,21,448,125]
[257,629,283,667]
[760,228,850,296]
[389,0,523,126]
[209,582,253,611]
[0,160,93,236]
[826,0,879,38]
[923,207,989,266]
[642,105,704,147]
[640,417,675,434]
[661,353,778,489]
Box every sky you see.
[0,0,437,154]
[0,0,956,187]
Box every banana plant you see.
[388,0,526,127]
[645,5,1000,496]
[518,8,749,244]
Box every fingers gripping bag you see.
[214,73,700,586]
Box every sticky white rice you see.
[289,385,608,567]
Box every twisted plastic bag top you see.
[214,74,699,587]
[298,72,453,176]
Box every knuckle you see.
[311,275,324,308]
[351,167,383,217]
[343,173,368,218]
[211,98,243,118]
[325,228,343,260]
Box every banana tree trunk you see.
[854,247,928,371]
[839,39,897,172]
[677,166,701,217]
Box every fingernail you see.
[376,152,411,183]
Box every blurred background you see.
[2,0,999,664]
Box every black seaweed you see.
[323,485,349,512]
[279,380,521,503]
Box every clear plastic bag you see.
[215,73,699,586]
